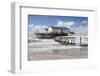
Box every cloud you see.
[82,20,87,24]
[71,20,88,36]
[71,26,88,36]
[57,21,64,26]
[29,24,48,32]
[64,21,75,28]
[55,20,75,28]
[28,24,48,38]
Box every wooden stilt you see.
[80,37,82,45]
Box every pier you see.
[54,36,88,46]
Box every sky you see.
[28,15,88,36]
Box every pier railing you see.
[54,36,88,46]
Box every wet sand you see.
[28,47,88,61]
[28,39,88,61]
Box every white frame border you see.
[11,2,97,74]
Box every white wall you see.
[0,0,100,76]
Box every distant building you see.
[35,26,74,39]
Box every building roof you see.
[50,26,70,30]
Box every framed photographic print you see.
[11,2,96,74]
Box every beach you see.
[28,39,88,61]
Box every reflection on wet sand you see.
[28,48,88,61]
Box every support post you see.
[80,37,82,45]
